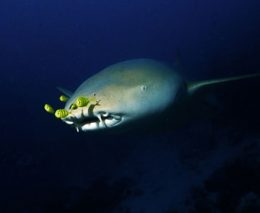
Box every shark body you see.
[58,58,259,132]
[62,59,186,132]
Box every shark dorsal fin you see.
[56,87,73,97]
[187,73,260,95]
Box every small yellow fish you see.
[69,103,78,110]
[59,95,69,102]
[44,104,55,114]
[75,96,89,107]
[55,109,69,119]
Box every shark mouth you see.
[62,112,123,132]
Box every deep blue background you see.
[0,0,260,212]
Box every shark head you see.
[60,59,185,132]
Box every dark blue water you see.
[1,0,260,212]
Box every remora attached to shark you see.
[44,58,259,132]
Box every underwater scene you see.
[1,0,260,212]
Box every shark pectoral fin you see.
[187,73,260,95]
[56,87,73,98]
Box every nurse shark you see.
[44,59,259,132]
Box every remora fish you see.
[46,59,259,132]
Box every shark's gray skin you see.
[61,59,185,132]
[60,58,258,132]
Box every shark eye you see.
[141,85,147,91]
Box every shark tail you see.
[187,73,260,95]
